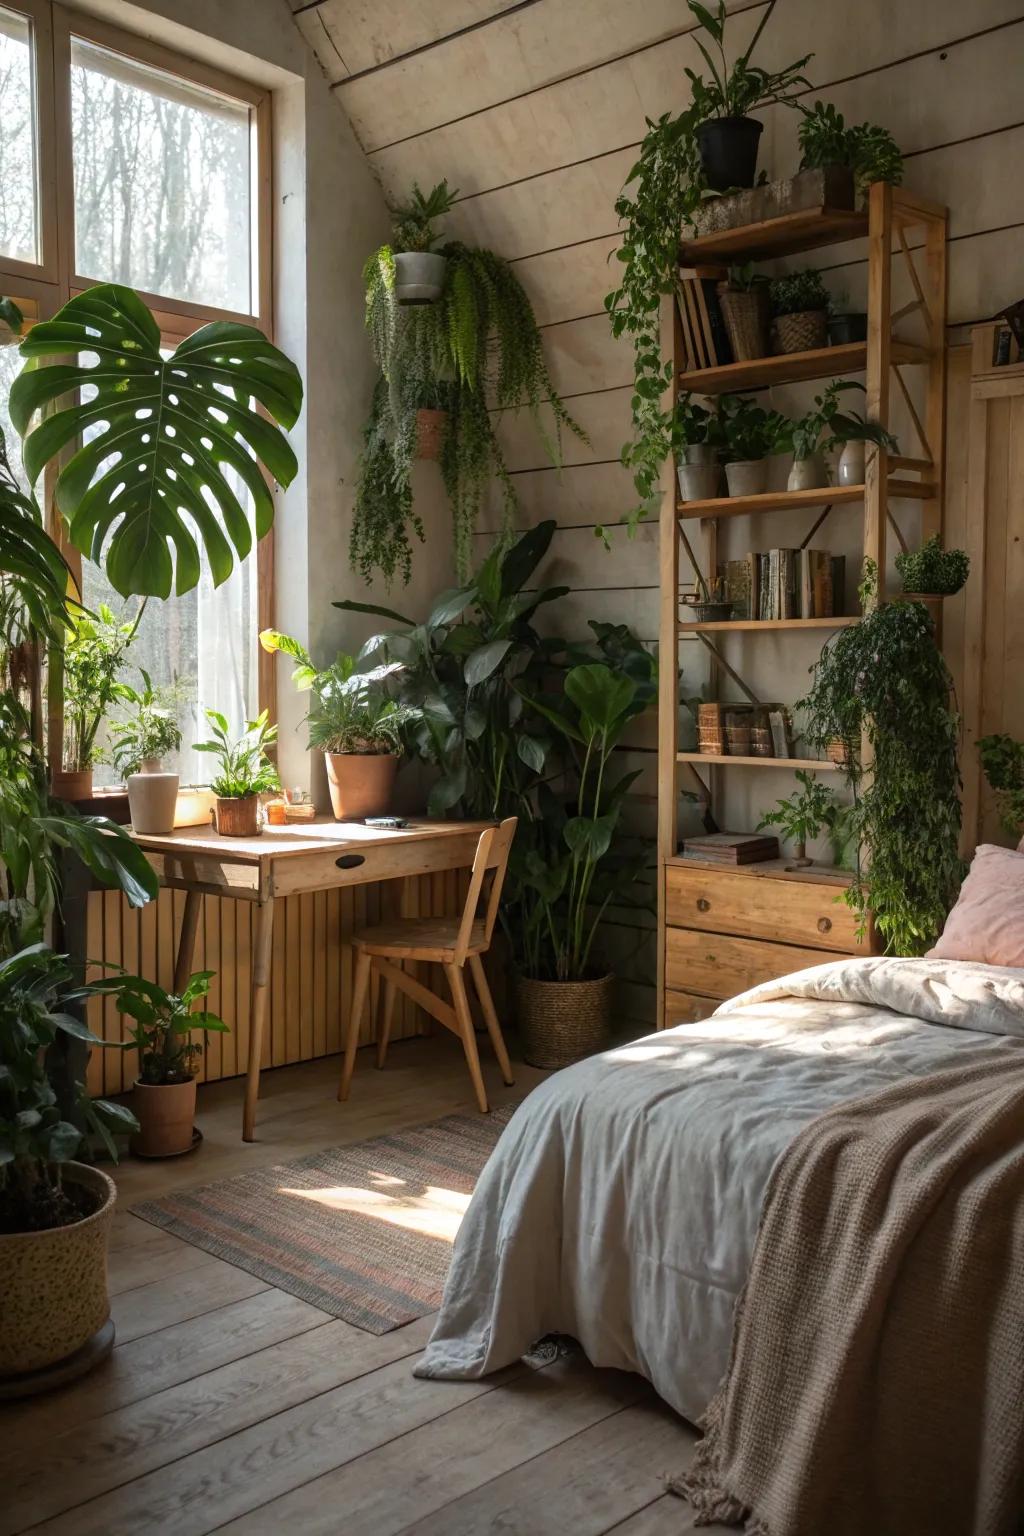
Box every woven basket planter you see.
[516,974,614,1070]
[414,408,448,461]
[717,285,770,361]
[772,308,828,355]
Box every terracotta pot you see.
[725,459,768,497]
[515,973,614,1070]
[127,769,179,835]
[393,250,446,304]
[131,1078,197,1158]
[414,408,448,460]
[0,1163,115,1378]
[51,767,93,801]
[325,752,398,821]
[214,794,260,837]
[787,453,829,492]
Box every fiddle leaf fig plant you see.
[11,284,303,599]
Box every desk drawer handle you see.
[817,916,832,934]
[696,898,711,913]
[336,854,366,870]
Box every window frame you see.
[0,0,278,763]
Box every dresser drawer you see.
[663,988,719,1028]
[665,863,864,952]
[665,926,844,1001]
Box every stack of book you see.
[676,265,732,370]
[721,550,845,620]
[682,832,780,865]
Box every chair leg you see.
[469,954,514,1086]
[339,949,372,1102]
[445,962,489,1113]
[376,968,397,1070]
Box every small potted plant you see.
[797,100,903,207]
[385,179,458,304]
[98,969,227,1158]
[109,671,183,835]
[769,268,831,355]
[260,631,415,819]
[685,1,811,190]
[716,263,770,361]
[827,287,868,346]
[55,604,137,801]
[0,944,137,1384]
[721,395,790,497]
[676,392,723,501]
[832,406,899,486]
[788,380,896,490]
[757,769,842,868]
[193,709,280,837]
[895,536,969,597]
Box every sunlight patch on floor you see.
[277,1179,472,1241]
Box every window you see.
[0,2,273,785]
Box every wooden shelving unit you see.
[657,183,948,1029]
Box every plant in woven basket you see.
[895,536,969,596]
[757,769,842,865]
[977,734,1024,839]
[798,101,903,202]
[718,263,771,362]
[769,269,829,318]
[799,573,964,953]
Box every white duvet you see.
[415,957,1024,1423]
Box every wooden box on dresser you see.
[662,858,875,1028]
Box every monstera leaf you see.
[10,285,302,599]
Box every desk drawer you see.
[269,832,480,897]
[665,926,844,1001]
[664,988,719,1028]
[665,864,863,952]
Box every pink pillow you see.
[927,844,1024,967]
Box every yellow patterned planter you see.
[0,1163,116,1377]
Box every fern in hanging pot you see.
[386,179,458,304]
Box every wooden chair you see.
[338,818,517,1112]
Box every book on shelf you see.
[676,265,732,371]
[682,832,780,865]
[722,548,847,620]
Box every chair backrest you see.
[453,817,517,962]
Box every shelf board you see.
[678,339,930,394]
[676,479,933,521]
[678,616,859,632]
[678,752,841,770]
[666,853,852,888]
[680,204,867,263]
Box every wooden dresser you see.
[662,857,873,1028]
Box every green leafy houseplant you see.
[260,631,413,756]
[193,709,280,800]
[97,969,227,1086]
[798,100,903,201]
[799,573,965,953]
[11,284,303,599]
[720,396,790,462]
[758,769,842,865]
[0,943,137,1234]
[388,179,458,253]
[895,536,969,597]
[108,670,184,778]
[685,0,811,125]
[978,734,1024,838]
[789,379,896,462]
[769,268,830,318]
[59,603,140,775]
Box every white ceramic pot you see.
[787,453,829,492]
[393,251,446,304]
[127,763,179,835]
[838,440,865,486]
[677,463,721,502]
[725,459,768,498]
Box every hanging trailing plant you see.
[354,202,585,587]
[798,567,964,954]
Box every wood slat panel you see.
[294,0,517,85]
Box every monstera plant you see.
[11,284,303,598]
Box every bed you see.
[415,955,1024,1425]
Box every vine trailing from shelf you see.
[798,565,965,955]
[355,198,586,587]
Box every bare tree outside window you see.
[0,9,38,266]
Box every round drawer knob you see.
[696,898,711,912]
[817,917,832,934]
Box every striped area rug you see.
[132,1104,517,1334]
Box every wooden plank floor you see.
[1,1035,727,1535]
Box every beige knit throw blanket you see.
[673,1051,1024,1535]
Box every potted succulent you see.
[720,395,790,497]
[716,263,770,361]
[685,1,811,190]
[769,268,831,355]
[55,604,138,801]
[798,100,903,206]
[259,631,415,820]
[895,536,969,597]
[384,178,458,304]
[676,392,724,501]
[193,709,280,837]
[0,944,138,1385]
[109,671,183,835]
[758,769,842,868]
[96,969,227,1158]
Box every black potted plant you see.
[895,536,969,598]
[827,288,868,346]
[686,1,811,190]
[769,268,831,355]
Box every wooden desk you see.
[131,818,490,1140]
